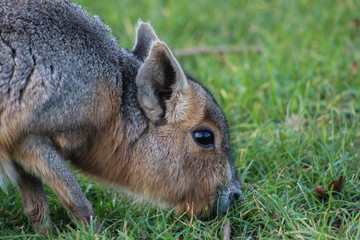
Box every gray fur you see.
[0,0,241,233]
[0,0,128,128]
[132,22,159,61]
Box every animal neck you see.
[82,54,149,186]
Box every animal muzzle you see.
[212,179,242,216]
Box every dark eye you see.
[192,129,215,148]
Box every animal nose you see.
[213,185,242,216]
[232,189,242,201]
[229,188,242,206]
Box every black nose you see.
[230,189,242,205]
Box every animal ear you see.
[132,22,159,61]
[136,41,190,125]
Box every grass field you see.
[1,0,360,239]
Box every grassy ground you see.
[1,0,360,239]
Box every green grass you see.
[1,0,360,239]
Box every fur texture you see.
[0,0,241,233]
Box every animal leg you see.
[15,164,51,235]
[14,136,102,232]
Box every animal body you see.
[0,0,241,234]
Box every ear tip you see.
[151,41,168,50]
[149,41,172,58]
[136,21,148,29]
[136,21,155,34]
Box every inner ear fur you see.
[135,41,190,125]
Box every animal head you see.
[127,22,241,216]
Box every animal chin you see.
[211,186,231,216]
[173,198,213,218]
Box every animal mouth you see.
[210,184,242,217]
[213,187,232,216]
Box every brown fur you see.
[0,0,241,234]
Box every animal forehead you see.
[190,79,229,134]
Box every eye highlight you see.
[192,129,215,148]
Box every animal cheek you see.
[175,199,211,217]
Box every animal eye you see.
[192,129,215,148]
